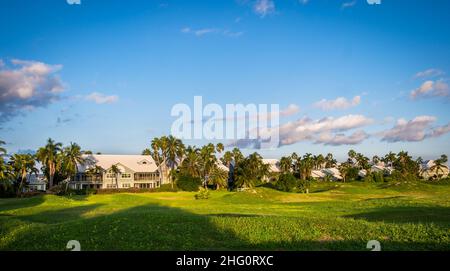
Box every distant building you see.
[420,160,449,179]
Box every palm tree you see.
[216,143,224,154]
[151,137,167,184]
[110,164,121,188]
[279,156,292,173]
[209,167,228,190]
[298,153,314,180]
[200,143,217,187]
[166,135,185,187]
[348,149,357,164]
[372,155,380,165]
[325,153,336,168]
[180,147,202,178]
[383,151,396,167]
[0,140,6,156]
[141,148,152,155]
[221,151,233,168]
[63,142,85,182]
[9,154,38,196]
[338,162,352,182]
[36,138,62,188]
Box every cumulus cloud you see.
[253,0,275,17]
[380,116,450,142]
[314,95,361,111]
[314,130,370,146]
[414,68,444,79]
[410,80,449,99]
[85,92,119,104]
[0,59,64,123]
[230,114,373,148]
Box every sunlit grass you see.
[0,181,449,251]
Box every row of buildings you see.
[26,154,449,191]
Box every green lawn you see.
[0,181,449,251]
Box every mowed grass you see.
[0,181,449,251]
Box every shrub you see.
[346,167,360,181]
[275,173,298,192]
[194,188,210,200]
[155,184,179,192]
[372,172,385,183]
[297,178,311,193]
[176,174,203,192]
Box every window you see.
[106,184,117,189]
[122,183,131,188]
[106,173,116,179]
[121,173,131,179]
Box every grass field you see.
[0,181,449,251]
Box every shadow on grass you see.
[345,206,450,224]
[1,200,449,251]
[17,204,104,224]
[0,196,45,213]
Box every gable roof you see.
[77,154,158,173]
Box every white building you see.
[70,154,163,190]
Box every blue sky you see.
[0,0,449,160]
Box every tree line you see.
[0,136,448,197]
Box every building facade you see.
[69,154,164,190]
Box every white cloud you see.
[410,80,449,99]
[341,1,356,8]
[85,92,119,104]
[253,0,275,17]
[314,95,361,111]
[315,130,370,146]
[380,115,450,142]
[67,0,81,4]
[231,114,373,148]
[414,68,444,79]
[280,104,300,117]
[181,27,243,38]
[0,59,64,123]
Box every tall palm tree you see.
[166,135,185,188]
[209,167,228,190]
[279,156,292,173]
[338,162,352,182]
[110,164,121,188]
[221,151,233,168]
[216,143,224,153]
[348,149,357,164]
[0,140,6,156]
[383,151,396,167]
[372,155,381,165]
[151,137,166,184]
[325,153,336,168]
[9,154,38,196]
[141,148,152,155]
[180,147,202,178]
[36,138,62,188]
[63,142,85,181]
[200,143,217,187]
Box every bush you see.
[155,184,179,192]
[194,188,210,200]
[297,178,311,193]
[346,167,360,181]
[176,174,203,192]
[275,173,298,192]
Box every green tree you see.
[9,154,38,196]
[279,156,292,173]
[110,164,121,188]
[63,142,85,181]
[36,138,63,188]
[166,135,185,188]
[209,167,228,190]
